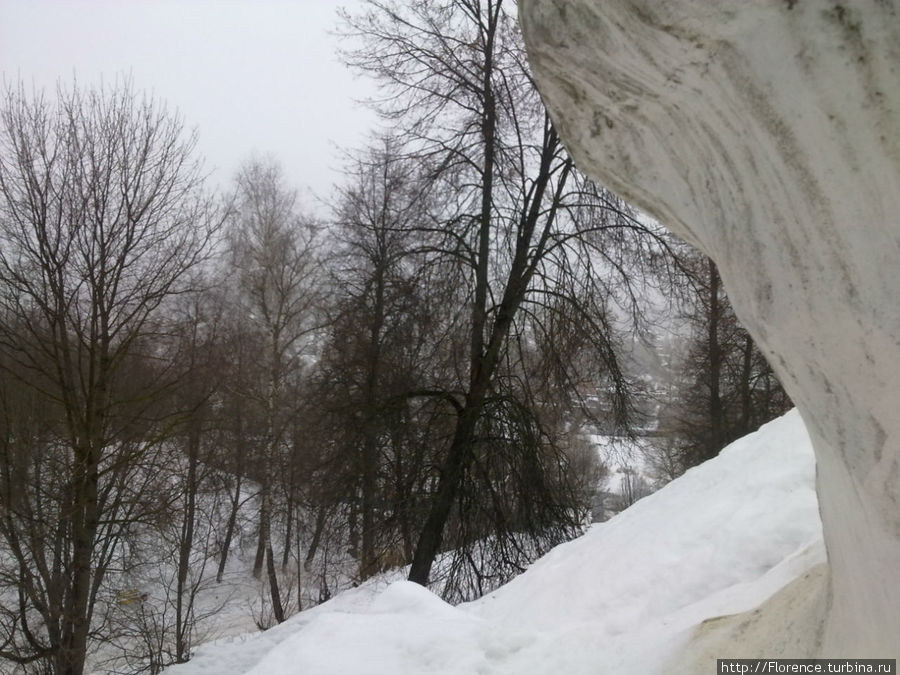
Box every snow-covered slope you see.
[168,409,821,675]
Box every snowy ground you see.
[166,409,821,675]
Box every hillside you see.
[167,409,821,674]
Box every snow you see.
[166,409,821,674]
[519,0,900,654]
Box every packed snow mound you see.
[519,0,900,654]
[167,410,821,675]
[473,410,819,633]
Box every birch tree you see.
[226,158,321,623]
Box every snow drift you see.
[169,410,821,674]
[519,0,900,657]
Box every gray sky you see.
[0,0,379,206]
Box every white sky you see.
[0,0,379,207]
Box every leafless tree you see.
[162,290,228,664]
[0,79,219,675]
[341,0,674,590]
[657,252,791,469]
[212,299,262,584]
[225,158,322,624]
[318,136,452,581]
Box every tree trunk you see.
[281,491,294,571]
[218,408,245,583]
[359,259,386,581]
[266,543,285,624]
[217,471,241,584]
[305,506,327,570]
[407,12,500,589]
[738,333,754,436]
[408,404,480,585]
[348,497,359,561]
[359,434,378,580]
[295,512,303,613]
[706,257,724,459]
[176,420,200,663]
[57,444,99,675]
[253,492,269,580]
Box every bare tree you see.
[163,290,227,665]
[212,300,261,584]
[0,80,218,675]
[318,136,451,581]
[658,252,791,469]
[341,0,673,589]
[226,158,321,624]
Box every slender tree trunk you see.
[253,491,269,580]
[707,257,724,459]
[266,542,285,624]
[393,430,415,563]
[470,50,496,383]
[218,408,245,582]
[295,508,303,612]
[256,332,280,579]
[176,420,200,663]
[360,436,378,580]
[359,260,386,581]
[348,497,359,561]
[305,506,327,570]
[217,471,241,584]
[281,490,294,571]
[739,333,754,435]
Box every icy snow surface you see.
[167,410,821,674]
[518,0,900,654]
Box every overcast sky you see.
[0,0,379,206]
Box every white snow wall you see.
[519,0,900,657]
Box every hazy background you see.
[0,0,378,205]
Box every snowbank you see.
[519,0,900,655]
[168,410,821,674]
